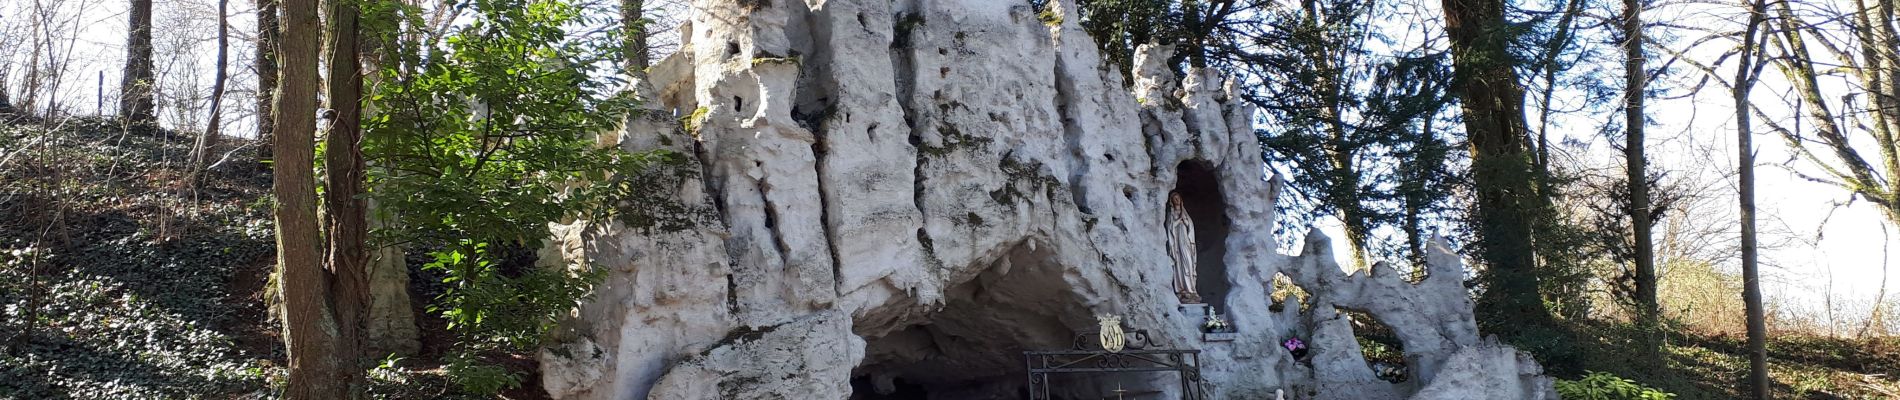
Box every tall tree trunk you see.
[21,0,44,116]
[1533,0,1584,186]
[1438,0,1552,334]
[1,66,12,112]
[1733,0,1769,396]
[1622,0,1659,346]
[320,0,370,394]
[121,0,156,124]
[1873,0,1899,145]
[0,63,9,111]
[622,0,648,74]
[256,0,280,169]
[274,0,350,395]
[194,0,231,174]
[1854,0,1900,228]
[1403,114,1441,271]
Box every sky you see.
[4,0,1892,333]
[1565,0,1896,332]
[1253,0,1896,332]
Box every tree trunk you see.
[0,64,12,113]
[21,0,45,115]
[622,0,648,74]
[194,0,231,174]
[256,0,280,169]
[320,0,370,394]
[1733,0,1769,396]
[1402,114,1440,271]
[121,0,156,124]
[1873,0,1899,147]
[274,0,350,394]
[1533,0,1584,190]
[0,66,10,111]
[1855,0,1900,228]
[1437,0,1552,334]
[1622,0,1659,345]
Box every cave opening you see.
[1269,272,1311,313]
[849,376,930,400]
[1172,160,1232,312]
[1340,307,1409,384]
[849,242,1161,400]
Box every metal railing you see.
[1023,331,1204,400]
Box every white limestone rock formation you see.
[365,236,419,357]
[540,0,1556,399]
[646,311,864,400]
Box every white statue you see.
[1167,193,1201,303]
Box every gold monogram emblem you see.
[1098,314,1125,352]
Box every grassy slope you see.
[0,116,549,400]
[0,117,279,399]
[1563,319,1900,399]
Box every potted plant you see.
[1282,337,1308,360]
[1202,311,1238,341]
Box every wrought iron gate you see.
[1022,348,1204,399]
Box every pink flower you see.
[1282,338,1306,351]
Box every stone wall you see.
[539,0,1556,398]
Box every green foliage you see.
[1249,0,1464,267]
[423,241,605,350]
[361,0,675,384]
[365,354,505,399]
[364,0,656,245]
[1358,336,1398,361]
[444,355,523,396]
[1556,371,1676,400]
[1072,0,1186,80]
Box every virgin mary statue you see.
[1167,193,1200,303]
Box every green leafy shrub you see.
[361,0,679,387]
[444,355,524,396]
[1556,371,1676,400]
[423,241,604,351]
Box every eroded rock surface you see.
[646,311,864,400]
[541,0,1554,398]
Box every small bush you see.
[1556,371,1676,400]
[444,355,522,396]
